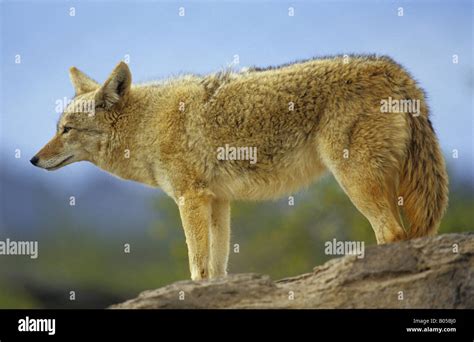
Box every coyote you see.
[31,56,448,280]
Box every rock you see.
[110,233,473,309]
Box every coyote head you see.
[31,62,132,171]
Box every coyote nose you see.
[30,156,39,166]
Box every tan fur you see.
[32,56,449,280]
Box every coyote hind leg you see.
[331,166,407,244]
[319,110,410,244]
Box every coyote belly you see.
[31,55,448,280]
[212,141,327,201]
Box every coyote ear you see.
[69,67,99,95]
[96,62,132,109]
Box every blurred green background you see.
[0,164,472,308]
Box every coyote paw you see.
[191,267,209,281]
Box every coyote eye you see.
[62,126,72,134]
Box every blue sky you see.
[1,0,472,188]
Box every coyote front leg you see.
[209,199,230,278]
[178,191,212,280]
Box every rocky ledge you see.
[111,233,473,309]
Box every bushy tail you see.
[399,115,449,238]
